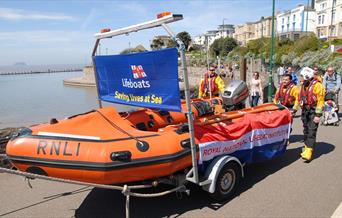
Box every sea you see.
[0,71,133,128]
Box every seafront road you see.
[0,113,342,218]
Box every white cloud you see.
[0,7,75,21]
[0,30,93,65]
[0,31,87,45]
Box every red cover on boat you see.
[195,109,292,163]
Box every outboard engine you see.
[221,80,249,111]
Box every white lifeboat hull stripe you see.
[37,132,101,140]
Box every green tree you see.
[293,34,320,56]
[150,38,164,50]
[210,37,238,57]
[176,31,192,50]
[120,45,146,54]
[150,36,176,50]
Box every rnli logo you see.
[131,65,147,79]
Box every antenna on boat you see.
[91,12,199,184]
[206,37,212,101]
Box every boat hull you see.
[6,103,291,185]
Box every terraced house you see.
[276,3,316,40]
[315,0,342,39]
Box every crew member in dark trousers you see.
[274,73,299,114]
[299,67,325,162]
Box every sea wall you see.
[63,66,96,87]
[63,65,237,92]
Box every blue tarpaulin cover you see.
[94,48,181,111]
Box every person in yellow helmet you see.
[298,67,325,162]
[198,64,225,98]
[274,73,300,114]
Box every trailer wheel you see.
[210,162,241,201]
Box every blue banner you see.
[94,48,181,111]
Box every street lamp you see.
[222,18,228,38]
[305,18,315,35]
[268,0,276,102]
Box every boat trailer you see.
[0,12,246,218]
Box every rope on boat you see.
[0,167,187,218]
[96,110,143,143]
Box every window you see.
[318,15,321,24]
[322,15,325,24]
[282,25,284,32]
[287,16,290,23]
[293,22,295,30]
[333,0,336,7]
[294,33,300,40]
[320,3,327,10]
[282,18,284,24]
[293,14,296,21]
[287,23,290,32]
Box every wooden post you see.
[240,57,247,82]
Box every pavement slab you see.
[0,113,341,218]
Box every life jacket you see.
[300,79,317,107]
[275,82,295,106]
[201,72,218,94]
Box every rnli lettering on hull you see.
[37,140,81,157]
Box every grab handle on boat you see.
[110,151,132,162]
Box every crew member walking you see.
[299,67,325,162]
[198,64,225,98]
[274,74,299,113]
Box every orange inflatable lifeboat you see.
[6,99,283,185]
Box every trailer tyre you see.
[210,162,241,201]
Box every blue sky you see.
[0,0,305,66]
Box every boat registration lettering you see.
[37,140,81,157]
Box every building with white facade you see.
[217,24,235,38]
[315,0,342,39]
[193,24,235,47]
[276,4,316,40]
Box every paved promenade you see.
[0,113,341,218]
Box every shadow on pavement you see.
[289,134,304,143]
[75,147,312,218]
[0,186,92,217]
[314,141,335,160]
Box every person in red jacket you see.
[274,74,299,114]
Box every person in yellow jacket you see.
[298,67,325,162]
[198,65,225,98]
[274,74,300,114]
